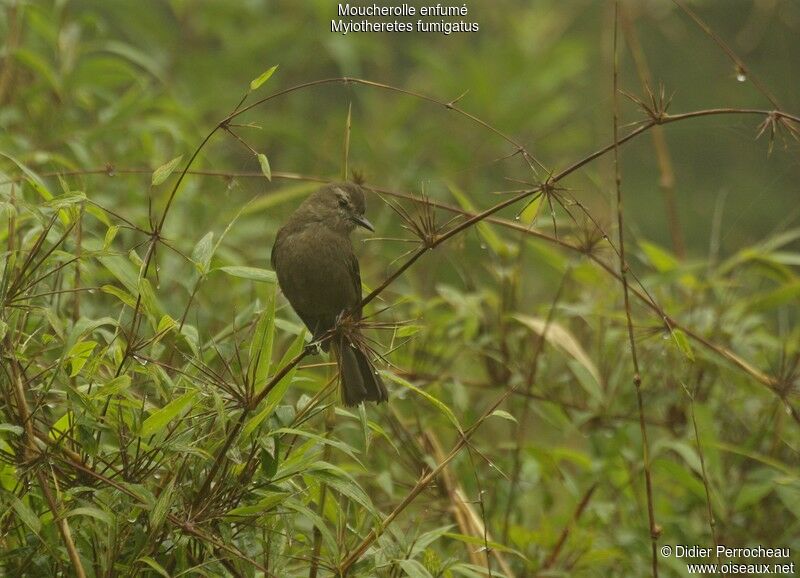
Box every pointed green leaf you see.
[151,155,183,186]
[0,423,23,436]
[137,556,171,578]
[217,266,276,283]
[66,507,114,526]
[141,391,198,438]
[490,409,517,423]
[243,330,306,440]
[671,328,695,362]
[225,492,286,518]
[68,340,98,377]
[260,439,279,479]
[103,225,119,249]
[258,153,272,181]
[12,497,41,534]
[250,65,278,91]
[192,231,214,274]
[90,375,131,400]
[248,287,276,392]
[383,372,463,434]
[150,480,175,532]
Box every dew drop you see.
[514,214,521,221]
[735,68,747,82]
[480,243,487,250]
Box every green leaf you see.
[640,240,679,272]
[310,462,380,519]
[250,65,278,91]
[396,324,422,338]
[0,423,23,436]
[249,287,276,392]
[776,482,800,519]
[141,391,198,438]
[150,480,174,532]
[192,231,214,274]
[398,560,433,578]
[490,409,517,423]
[513,315,602,393]
[383,372,463,434]
[68,340,98,377]
[50,411,73,440]
[137,556,171,578]
[151,155,183,186]
[137,277,162,320]
[66,507,114,526]
[749,281,800,311]
[243,330,306,440]
[239,183,317,216]
[156,315,177,336]
[274,427,361,462]
[101,284,137,308]
[97,254,139,294]
[444,532,529,559]
[448,181,508,257]
[670,328,695,362]
[257,153,272,181]
[260,438,280,479]
[217,265,276,283]
[12,497,41,534]
[89,375,131,400]
[103,225,119,249]
[0,151,52,200]
[282,498,337,555]
[225,492,287,518]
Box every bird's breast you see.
[273,225,359,318]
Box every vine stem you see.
[613,3,659,576]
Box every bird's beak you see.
[352,214,375,232]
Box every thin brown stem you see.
[613,5,659,576]
[7,349,87,578]
[538,483,598,574]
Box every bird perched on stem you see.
[271,182,388,406]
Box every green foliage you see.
[1,1,799,577]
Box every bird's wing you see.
[270,225,287,270]
[348,250,363,320]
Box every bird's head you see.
[303,183,375,233]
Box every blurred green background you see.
[2,1,799,576]
[3,0,799,254]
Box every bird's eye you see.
[337,197,348,208]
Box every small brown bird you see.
[271,183,388,406]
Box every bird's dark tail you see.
[332,334,388,406]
